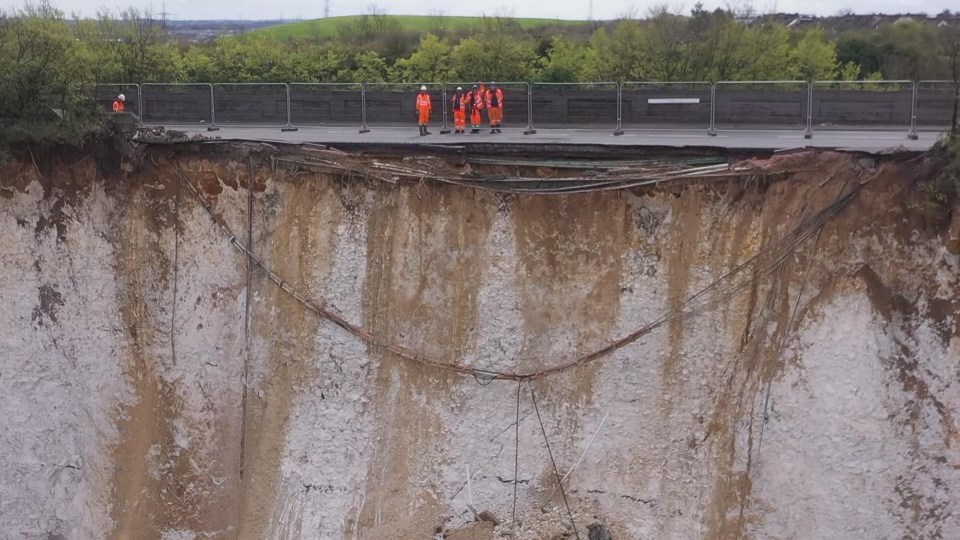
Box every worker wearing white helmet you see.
[112,93,126,113]
[416,85,432,136]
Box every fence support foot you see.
[281,127,298,132]
[803,131,813,140]
[707,129,717,137]
[613,129,624,136]
[523,128,537,135]
[359,128,370,134]
[907,132,919,141]
[207,126,220,132]
[440,129,451,134]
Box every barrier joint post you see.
[359,84,370,134]
[523,83,537,135]
[281,83,298,132]
[440,84,451,134]
[907,81,919,140]
[804,81,814,139]
[134,83,143,127]
[707,83,717,136]
[613,84,625,135]
[207,83,220,131]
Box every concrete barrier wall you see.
[214,86,287,125]
[289,87,363,125]
[126,84,957,130]
[621,88,712,128]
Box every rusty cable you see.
[175,164,860,382]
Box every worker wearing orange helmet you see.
[451,86,468,134]
[416,85,432,136]
[469,83,486,134]
[485,82,504,134]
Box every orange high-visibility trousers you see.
[418,108,431,125]
[470,109,482,127]
[488,106,503,126]
[454,109,466,130]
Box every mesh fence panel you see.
[915,81,957,129]
[95,84,140,115]
[141,84,213,125]
[531,83,618,128]
[363,83,443,127]
[289,83,363,126]
[621,82,711,129]
[812,81,912,129]
[714,81,808,129]
[213,83,288,125]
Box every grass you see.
[254,15,589,40]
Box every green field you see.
[255,15,589,40]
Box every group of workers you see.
[416,82,504,136]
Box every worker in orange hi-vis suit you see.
[485,81,504,134]
[451,87,468,134]
[416,85,432,136]
[112,94,126,112]
[469,83,486,134]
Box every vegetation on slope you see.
[254,14,588,41]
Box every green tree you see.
[95,8,181,83]
[449,34,535,82]
[537,36,587,82]
[790,27,839,80]
[394,34,452,82]
[0,1,98,142]
[580,29,617,81]
[351,50,389,82]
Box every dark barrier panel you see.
[95,84,140,116]
[916,82,956,128]
[141,84,213,125]
[620,82,711,129]
[363,83,443,128]
[289,83,362,126]
[213,83,287,125]
[715,82,808,129]
[531,83,618,128]
[812,82,912,128]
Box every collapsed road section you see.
[1,136,959,540]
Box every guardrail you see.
[100,80,957,139]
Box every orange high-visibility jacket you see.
[416,92,432,111]
[112,100,125,112]
[452,92,468,111]
[485,88,504,109]
[472,88,486,110]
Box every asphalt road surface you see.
[159,125,943,153]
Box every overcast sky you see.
[40,0,957,21]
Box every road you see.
[157,124,943,153]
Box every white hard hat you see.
[457,86,463,91]
[118,93,125,101]
[420,85,427,91]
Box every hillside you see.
[254,14,590,40]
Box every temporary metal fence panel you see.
[915,80,957,129]
[362,83,443,128]
[530,83,618,129]
[444,82,530,132]
[289,83,363,127]
[95,83,141,117]
[141,83,214,126]
[212,83,289,126]
[812,80,913,130]
[620,82,712,130]
[714,81,809,131]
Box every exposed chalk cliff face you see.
[1,145,958,540]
